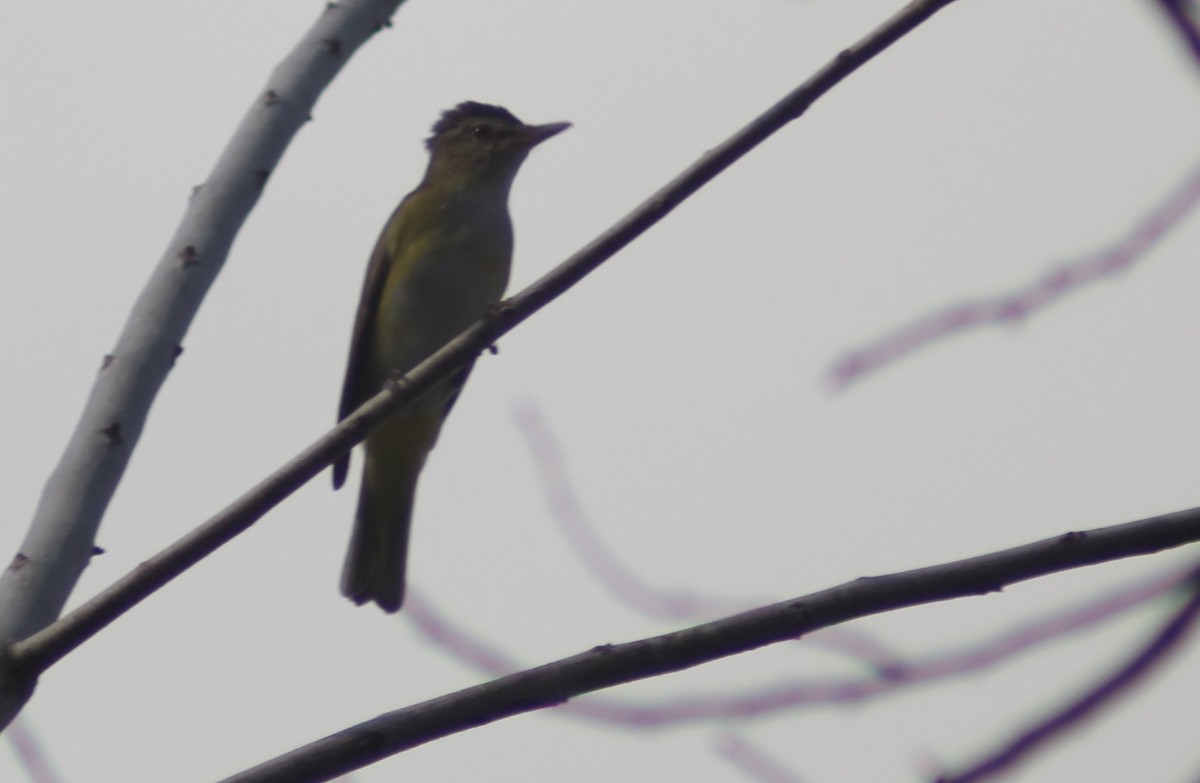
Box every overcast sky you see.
[3,1,1200,781]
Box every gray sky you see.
[3,0,1200,781]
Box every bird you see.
[333,102,569,612]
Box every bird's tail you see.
[340,427,426,612]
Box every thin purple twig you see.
[404,590,518,676]
[716,733,806,783]
[937,568,1200,783]
[829,162,1200,390]
[6,716,63,783]
[511,399,903,669]
[1154,0,1200,64]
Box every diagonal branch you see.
[3,0,965,682]
[214,508,1200,783]
[828,160,1200,389]
[512,398,904,666]
[0,0,408,648]
[5,715,63,783]
[1153,0,1200,65]
[937,568,1200,783]
[403,564,1191,726]
[715,733,806,783]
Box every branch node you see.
[386,372,411,394]
[178,245,199,268]
[99,422,123,445]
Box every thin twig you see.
[404,590,518,676]
[512,398,904,668]
[511,399,748,618]
[5,716,63,783]
[828,161,1200,390]
[937,568,1200,783]
[716,733,806,783]
[1153,0,1200,65]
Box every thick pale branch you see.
[0,0,406,645]
[215,508,1200,783]
[0,0,407,730]
[5,0,965,679]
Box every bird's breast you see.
[371,205,513,375]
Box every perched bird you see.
[333,102,569,612]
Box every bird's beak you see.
[519,121,571,147]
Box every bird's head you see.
[423,101,570,193]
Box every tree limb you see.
[0,0,406,644]
[0,0,408,730]
[214,508,1200,783]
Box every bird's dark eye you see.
[471,124,493,140]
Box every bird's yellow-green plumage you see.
[334,102,569,612]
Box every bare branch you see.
[0,0,405,644]
[1153,0,1200,65]
[828,161,1200,390]
[404,590,518,676]
[513,398,904,668]
[405,565,1188,726]
[715,733,806,783]
[215,508,1200,783]
[512,399,748,619]
[5,715,63,783]
[3,0,965,684]
[0,0,408,732]
[937,568,1200,783]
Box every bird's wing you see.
[332,198,409,490]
